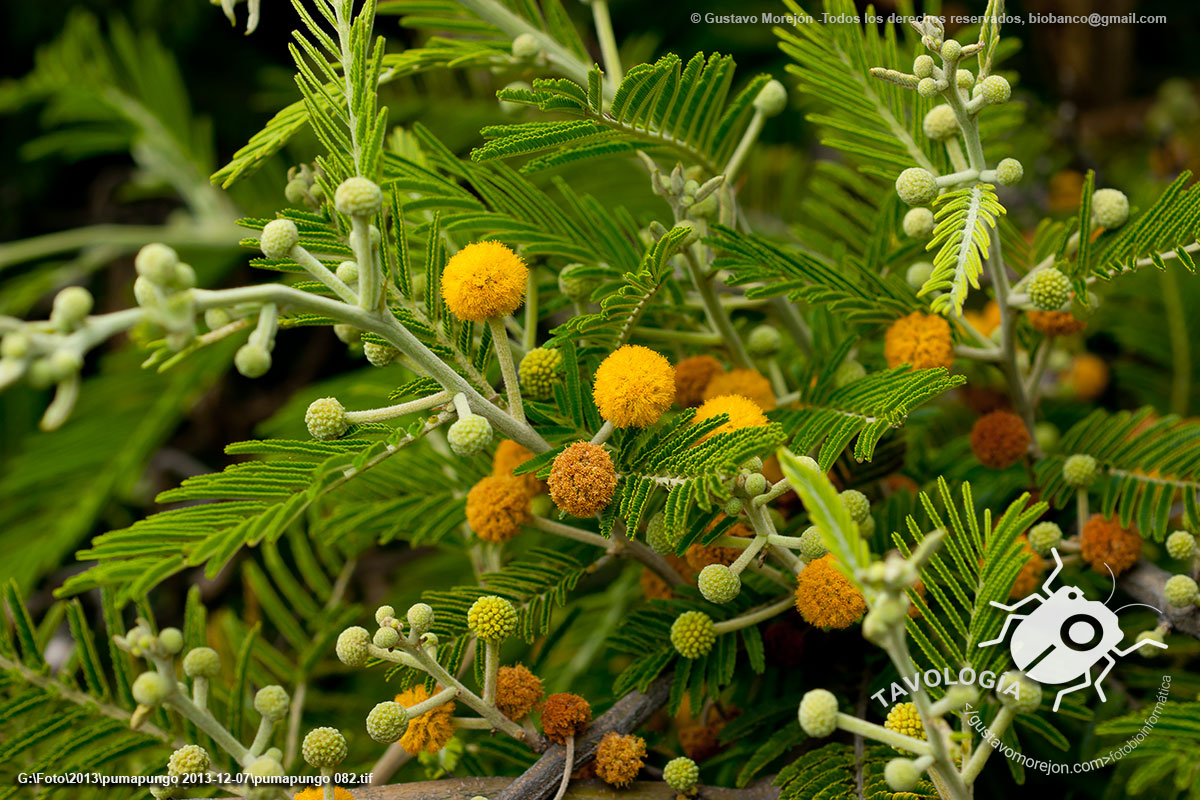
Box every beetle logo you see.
[978,548,1167,711]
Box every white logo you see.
[978,548,1167,711]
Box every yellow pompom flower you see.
[884,703,926,741]
[692,394,768,439]
[793,554,867,629]
[441,241,528,321]
[395,684,456,754]
[466,475,531,542]
[294,789,354,800]
[702,368,776,411]
[592,345,674,428]
[884,312,954,370]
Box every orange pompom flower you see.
[441,241,528,321]
[495,664,543,721]
[1066,353,1109,401]
[595,732,647,788]
[962,301,1002,337]
[493,439,542,495]
[394,684,456,754]
[884,312,954,370]
[294,788,353,800]
[702,368,777,411]
[793,554,867,629]
[547,442,618,517]
[592,345,675,428]
[541,693,592,743]
[970,410,1030,469]
[675,355,725,407]
[692,394,768,439]
[1081,514,1142,576]
[1027,310,1086,337]
[466,475,531,542]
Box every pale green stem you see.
[482,640,500,706]
[531,516,609,548]
[723,109,766,181]
[730,534,767,575]
[345,391,451,425]
[590,0,623,84]
[457,0,596,89]
[405,686,459,717]
[1077,487,1089,532]
[764,532,808,549]
[945,138,968,172]
[959,704,1014,784]
[523,268,539,352]
[765,357,788,398]
[711,595,794,634]
[591,420,615,445]
[753,478,792,507]
[289,245,358,304]
[249,716,274,757]
[165,689,250,765]
[1161,267,1191,416]
[249,303,278,350]
[322,769,334,800]
[552,735,575,800]
[350,215,380,311]
[192,676,209,710]
[630,326,722,345]
[770,296,813,356]
[836,712,933,755]
[487,316,525,424]
[683,250,751,368]
[453,717,495,729]
[0,222,243,273]
[769,542,804,575]
[285,681,306,768]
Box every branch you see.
[1120,560,1200,638]
[493,675,673,800]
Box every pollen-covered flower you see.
[541,693,591,743]
[702,368,776,411]
[493,439,542,495]
[1027,310,1086,337]
[1066,353,1109,400]
[547,441,618,517]
[675,355,725,407]
[395,684,456,754]
[294,788,354,800]
[1081,514,1142,576]
[592,345,675,427]
[884,312,954,370]
[969,410,1030,469]
[595,732,646,788]
[466,475,531,542]
[884,702,925,741]
[495,664,543,720]
[441,241,528,321]
[692,394,768,439]
[793,554,866,629]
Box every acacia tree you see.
[2,1,1199,799]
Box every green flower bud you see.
[1062,454,1098,488]
[468,595,518,641]
[1166,530,1197,560]
[204,308,232,331]
[259,219,299,260]
[519,347,564,400]
[922,105,958,141]
[367,701,409,743]
[364,341,399,367]
[407,603,435,634]
[840,489,870,523]
[235,343,272,378]
[997,671,1041,714]
[753,79,788,117]
[448,414,494,456]
[132,671,174,706]
[285,179,309,206]
[136,243,180,284]
[746,324,782,357]
[940,40,962,60]
[645,512,673,554]
[903,208,935,240]
[1028,522,1063,556]
[913,55,934,79]
[884,758,922,792]
[306,397,348,440]
[1136,629,1165,655]
[917,77,940,98]
[979,75,1011,105]
[798,526,828,560]
[995,157,1024,186]
[183,647,221,678]
[895,168,938,206]
[798,689,839,737]
[744,472,767,496]
[663,756,699,794]
[334,177,383,217]
[254,685,290,721]
[670,611,715,659]
[52,286,94,327]
[375,605,396,626]
[557,264,599,302]
[159,628,184,655]
[724,496,744,517]
[1164,574,1199,608]
[906,261,935,290]
[1,332,30,359]
[373,626,400,649]
[335,261,359,283]
[697,564,741,604]
[302,727,348,768]
[336,626,371,666]
[1092,188,1129,229]
[956,68,975,88]
[168,744,210,777]
[1028,267,1071,311]
[834,360,866,388]
[512,33,540,59]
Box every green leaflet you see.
[922,183,1007,316]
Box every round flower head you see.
[375,605,396,626]
[294,786,354,800]
[1027,309,1086,337]
[1009,537,1046,599]
[395,684,456,754]
[335,261,358,284]
[970,410,1030,469]
[302,727,347,768]
[1092,188,1129,228]
[840,489,870,523]
[1028,267,1071,311]
[698,564,741,604]
[884,759,922,793]
[995,157,1024,186]
[448,414,493,457]
[336,626,371,666]
[595,732,647,789]
[746,324,782,357]
[702,368,776,411]
[518,347,564,400]
[956,68,975,88]
[884,312,954,370]
[306,397,348,441]
[996,671,1041,714]
[895,168,938,206]
[834,359,867,388]
[1063,454,1099,487]
[255,685,290,721]
[136,243,180,284]
[158,628,184,655]
[798,526,828,560]
[373,626,400,649]
[692,394,768,439]
[247,755,285,779]
[592,344,674,427]
[903,208,935,240]
[407,603,434,634]
[670,611,716,659]
[168,744,210,777]
[493,439,542,495]
[978,75,1011,104]
[235,344,272,379]
[334,176,382,217]
[133,672,173,706]
[906,261,935,290]
[557,263,599,301]
[363,341,398,367]
[798,689,839,737]
[1165,575,1199,608]
[1166,530,1197,560]
[547,441,618,517]
[916,77,939,98]
[1066,353,1109,400]
[466,475,531,542]
[793,554,866,629]
[913,54,934,78]
[541,692,592,743]
[441,241,528,321]
[467,595,518,641]
[260,219,299,260]
[1027,521,1063,556]
[366,701,409,743]
[1080,514,1142,576]
[884,702,925,741]
[674,355,725,407]
[940,39,962,59]
[664,756,700,794]
[183,647,220,678]
[1136,629,1165,655]
[922,105,958,141]
[52,286,94,327]
[495,664,543,720]
[645,512,673,554]
[753,79,788,116]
